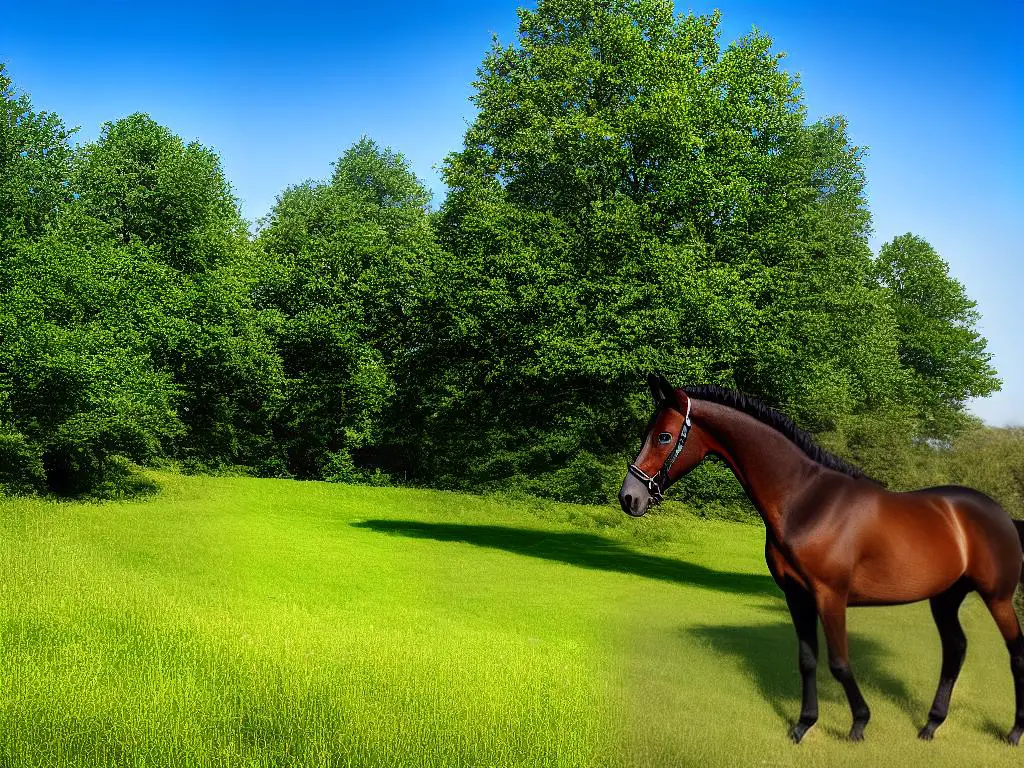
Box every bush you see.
[1,233,183,496]
[0,427,46,495]
[944,426,1024,518]
[70,456,160,501]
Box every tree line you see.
[0,1,1011,511]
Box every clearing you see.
[0,473,1019,766]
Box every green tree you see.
[872,233,999,435]
[1,87,282,495]
[257,138,438,481]
[0,64,74,244]
[73,113,246,273]
[71,114,285,469]
[0,218,183,495]
[406,0,907,501]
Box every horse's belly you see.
[848,541,966,605]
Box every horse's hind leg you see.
[816,589,870,741]
[974,593,1024,745]
[919,581,970,740]
[984,594,1024,745]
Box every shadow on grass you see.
[689,621,924,732]
[981,718,1012,743]
[351,519,777,598]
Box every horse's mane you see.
[683,384,878,483]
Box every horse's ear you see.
[658,374,684,410]
[647,372,664,405]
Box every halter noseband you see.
[627,394,692,503]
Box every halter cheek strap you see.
[627,395,692,503]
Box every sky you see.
[2,0,1021,423]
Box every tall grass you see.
[0,473,1022,766]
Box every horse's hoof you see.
[1007,727,1023,746]
[790,721,814,744]
[848,724,866,742]
[918,723,937,741]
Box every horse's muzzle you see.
[619,474,652,517]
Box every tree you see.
[405,0,907,501]
[72,113,246,273]
[71,114,285,469]
[873,233,999,435]
[0,69,176,496]
[0,64,74,245]
[257,138,439,481]
[1,88,282,495]
[0,218,183,495]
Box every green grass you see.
[0,473,1022,766]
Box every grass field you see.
[0,473,1022,766]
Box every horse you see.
[618,373,1024,744]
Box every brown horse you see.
[619,374,1024,744]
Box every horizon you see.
[2,0,1021,425]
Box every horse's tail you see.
[1014,520,1024,585]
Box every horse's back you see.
[908,485,1015,544]
[775,476,1020,605]
[910,484,1002,508]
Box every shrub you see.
[0,426,46,495]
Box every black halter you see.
[627,394,692,503]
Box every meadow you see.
[0,473,1021,767]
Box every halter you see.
[627,394,692,503]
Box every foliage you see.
[0,82,281,495]
[943,425,1024,518]
[0,64,74,243]
[71,113,285,471]
[256,138,438,481]
[819,416,1024,519]
[0,223,183,495]
[72,113,247,273]
[872,233,999,435]
[0,426,46,495]
[398,0,928,501]
[0,2,1004,507]
[0,76,175,495]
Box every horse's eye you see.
[658,432,673,445]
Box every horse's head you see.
[619,373,708,517]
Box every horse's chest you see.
[765,539,809,591]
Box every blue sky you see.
[2,1,1021,423]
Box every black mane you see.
[683,385,877,483]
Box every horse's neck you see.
[695,401,821,538]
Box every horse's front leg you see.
[816,589,871,741]
[785,585,819,743]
